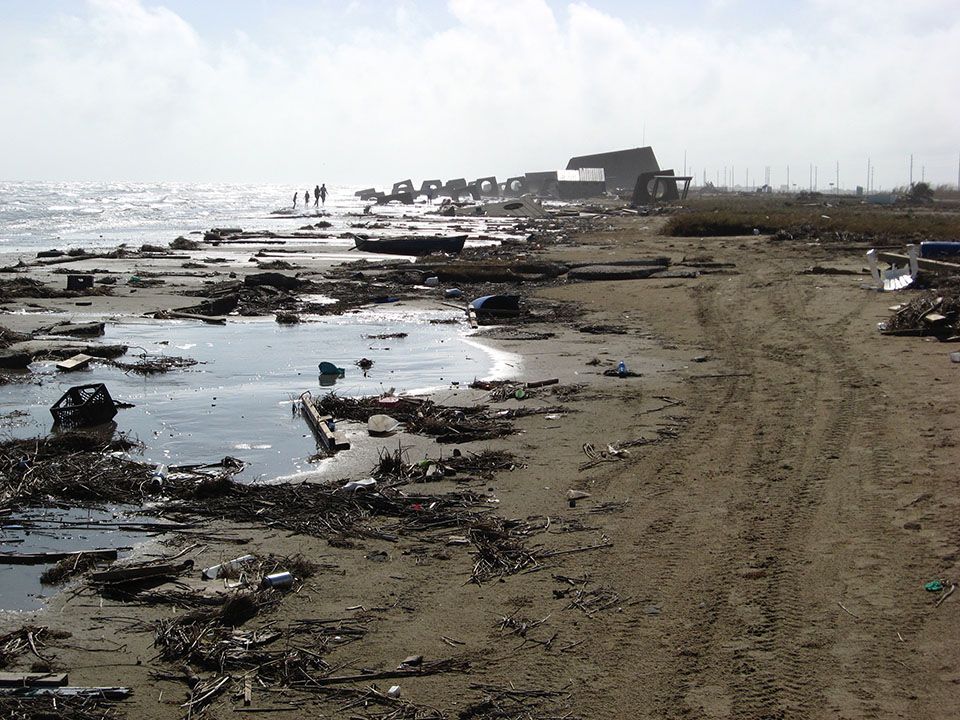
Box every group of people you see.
[293,184,327,209]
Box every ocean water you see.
[0,181,522,257]
[0,181,367,254]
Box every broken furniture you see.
[867,245,919,291]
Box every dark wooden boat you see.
[352,234,467,256]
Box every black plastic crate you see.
[50,383,117,427]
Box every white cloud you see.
[0,0,957,188]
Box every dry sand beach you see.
[1,200,959,719]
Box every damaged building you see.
[357,145,687,205]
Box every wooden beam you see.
[0,549,118,565]
[56,353,93,371]
[0,672,68,687]
[876,251,959,273]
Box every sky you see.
[1,0,958,190]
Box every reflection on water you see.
[0,507,156,612]
[1,312,516,482]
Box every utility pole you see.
[867,157,871,193]
[836,161,840,195]
[910,154,913,185]
[815,166,818,191]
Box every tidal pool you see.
[1,310,517,482]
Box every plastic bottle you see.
[148,464,167,492]
[617,361,626,377]
[202,554,256,580]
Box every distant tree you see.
[908,182,935,202]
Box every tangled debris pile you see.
[0,434,243,512]
[372,445,521,485]
[313,392,564,444]
[881,277,960,340]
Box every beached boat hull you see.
[353,234,466,256]
[468,295,521,324]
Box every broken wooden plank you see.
[525,378,559,389]
[0,549,118,566]
[56,353,93,371]
[0,686,131,699]
[0,672,68,687]
[876,251,960,273]
[88,560,192,585]
[299,392,349,451]
[167,310,227,324]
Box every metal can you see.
[261,571,294,589]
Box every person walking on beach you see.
[320,184,328,205]
[292,191,298,209]
[314,185,320,207]
[304,189,310,208]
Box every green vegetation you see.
[664,193,960,242]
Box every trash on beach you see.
[341,478,377,492]
[866,245,918,291]
[147,463,166,493]
[55,353,93,372]
[351,233,465,255]
[468,294,521,325]
[0,549,119,566]
[879,288,960,340]
[299,391,351,451]
[89,559,193,587]
[603,365,640,378]
[0,685,132,699]
[202,554,256,580]
[318,361,346,377]
[566,489,591,508]
[368,414,399,436]
[66,274,94,291]
[260,571,294,589]
[49,383,118,427]
[0,672,69,687]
